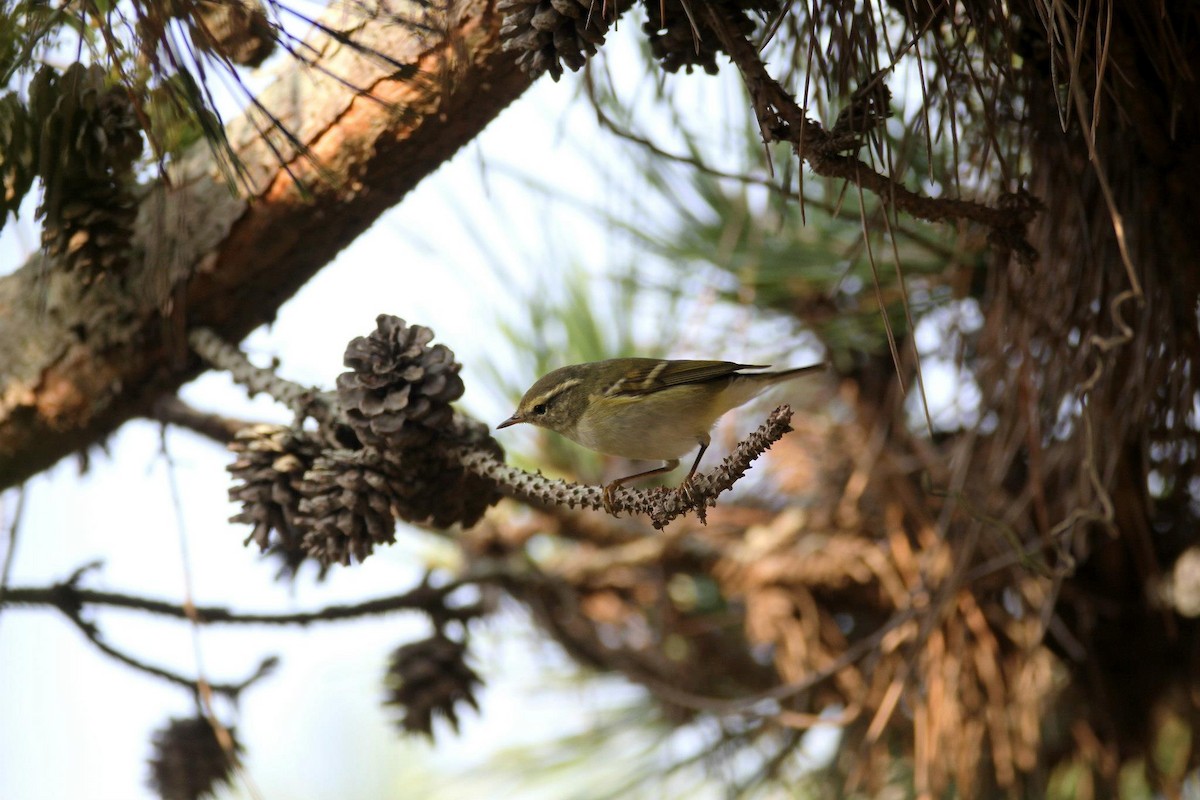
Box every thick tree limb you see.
[0,0,532,488]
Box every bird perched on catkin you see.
[498,358,825,512]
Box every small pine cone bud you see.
[191,0,277,68]
[642,5,720,75]
[295,452,401,567]
[338,315,465,452]
[831,78,893,138]
[383,633,482,738]
[498,0,615,81]
[147,717,241,800]
[227,424,325,580]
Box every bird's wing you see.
[605,360,768,396]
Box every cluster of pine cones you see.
[228,315,501,574]
[497,0,782,80]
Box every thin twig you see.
[189,327,338,426]
[582,62,962,265]
[161,427,242,782]
[625,605,919,715]
[62,605,278,698]
[15,563,279,697]
[701,4,1039,247]
[1,572,487,626]
[0,486,27,629]
[149,395,255,445]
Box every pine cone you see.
[295,451,401,567]
[98,84,145,169]
[0,92,36,223]
[830,76,893,143]
[498,0,615,80]
[147,717,241,800]
[642,0,776,74]
[338,315,465,451]
[383,633,482,738]
[191,0,277,68]
[227,424,326,580]
[284,316,508,565]
[29,63,144,278]
[384,415,503,529]
[40,176,139,278]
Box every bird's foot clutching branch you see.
[678,475,709,525]
[602,482,620,517]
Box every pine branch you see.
[148,395,257,445]
[188,327,338,426]
[700,4,1040,260]
[1,568,488,627]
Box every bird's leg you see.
[602,459,680,515]
[678,436,710,509]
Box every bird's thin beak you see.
[496,413,523,430]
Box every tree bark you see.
[0,0,531,488]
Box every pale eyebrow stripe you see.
[537,377,583,404]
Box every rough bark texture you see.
[0,0,532,487]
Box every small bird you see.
[497,358,826,512]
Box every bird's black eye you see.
[532,403,548,416]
